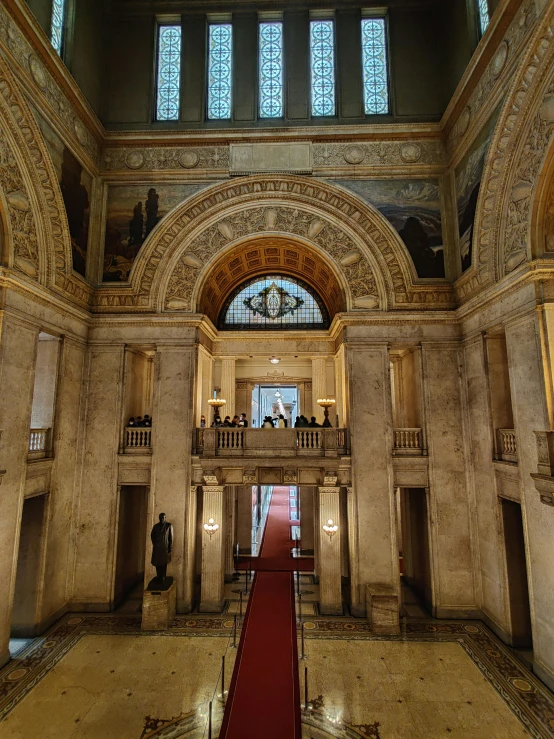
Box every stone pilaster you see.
[506,314,554,689]
[200,485,226,612]
[199,348,214,424]
[183,486,198,613]
[70,344,125,611]
[346,342,398,617]
[421,342,476,617]
[220,357,236,419]
[299,486,314,551]
[224,486,236,580]
[318,486,342,615]
[149,344,196,611]
[311,357,327,423]
[334,347,347,427]
[0,316,38,667]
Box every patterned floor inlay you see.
[0,614,553,737]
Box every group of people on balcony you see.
[127,415,152,427]
[262,414,288,428]
[295,415,322,428]
[202,413,249,428]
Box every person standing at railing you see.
[211,415,223,427]
[262,416,275,428]
[200,415,206,428]
[238,413,248,427]
[142,414,152,427]
[127,416,137,427]
[308,417,321,428]
[232,415,240,427]
[277,414,287,428]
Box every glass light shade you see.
[270,357,281,364]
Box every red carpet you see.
[220,487,310,739]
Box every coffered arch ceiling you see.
[197,236,346,325]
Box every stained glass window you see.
[477,0,490,35]
[219,276,329,330]
[50,0,66,55]
[310,20,336,117]
[156,25,182,121]
[259,22,283,119]
[361,18,389,115]
[208,24,233,120]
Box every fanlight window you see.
[219,276,329,330]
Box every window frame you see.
[258,18,284,120]
[360,13,391,117]
[50,0,68,57]
[476,0,490,37]
[207,20,234,121]
[309,15,337,119]
[154,20,183,123]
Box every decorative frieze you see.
[313,140,445,169]
[102,146,230,173]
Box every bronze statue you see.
[150,512,173,583]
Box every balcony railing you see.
[497,429,517,463]
[28,428,51,458]
[194,427,349,458]
[393,428,424,456]
[124,426,152,452]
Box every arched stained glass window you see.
[361,18,389,115]
[50,0,66,55]
[477,0,490,35]
[156,25,182,121]
[208,23,233,120]
[310,19,336,117]
[219,276,329,330]
[259,22,283,118]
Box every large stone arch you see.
[466,4,554,300]
[95,175,454,313]
[0,53,73,287]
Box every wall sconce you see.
[323,518,338,539]
[204,518,220,537]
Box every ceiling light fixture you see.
[269,357,280,364]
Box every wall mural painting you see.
[455,104,502,273]
[102,183,212,281]
[31,107,91,277]
[331,179,445,278]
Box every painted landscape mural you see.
[32,108,91,278]
[455,105,501,273]
[331,179,445,278]
[103,183,211,281]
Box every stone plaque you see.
[230,143,312,175]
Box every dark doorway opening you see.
[114,485,149,609]
[11,494,48,637]
[399,487,433,616]
[501,498,533,649]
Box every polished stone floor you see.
[1,593,553,738]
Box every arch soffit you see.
[0,54,73,286]
[129,175,429,314]
[468,5,554,299]
[191,235,350,323]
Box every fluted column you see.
[311,358,327,423]
[0,316,38,667]
[199,348,214,423]
[318,486,342,615]
[220,357,236,419]
[224,486,236,580]
[200,485,226,612]
[334,347,347,427]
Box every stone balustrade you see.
[124,426,152,451]
[194,427,349,458]
[393,428,424,456]
[28,428,51,457]
[497,428,517,463]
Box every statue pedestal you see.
[141,578,176,631]
[366,584,400,635]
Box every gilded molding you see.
[313,140,445,168]
[102,146,230,173]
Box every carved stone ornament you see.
[0,54,73,286]
[243,470,257,484]
[458,5,554,301]
[203,471,219,486]
[323,471,339,487]
[447,0,537,157]
[283,469,298,484]
[313,140,444,168]
[0,4,99,166]
[103,146,229,172]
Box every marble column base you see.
[199,599,225,614]
[365,584,399,635]
[141,582,176,630]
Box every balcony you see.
[28,428,52,460]
[393,428,424,456]
[124,426,152,453]
[496,429,517,463]
[194,427,349,458]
